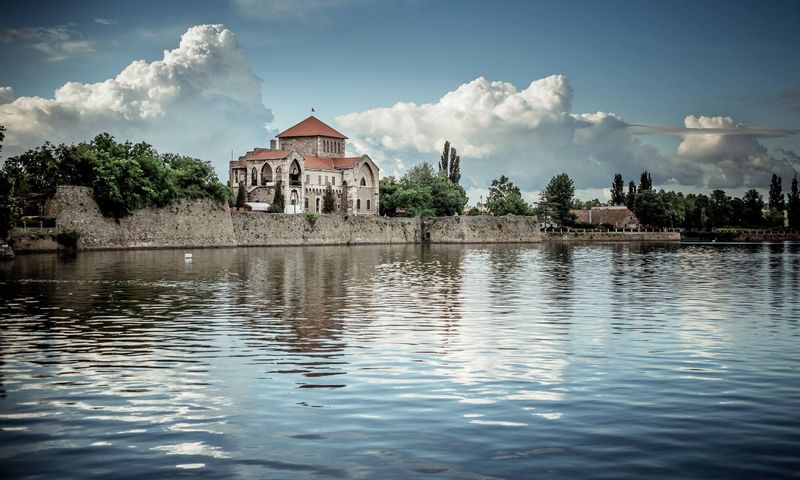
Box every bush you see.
[306,212,320,229]
[55,229,81,248]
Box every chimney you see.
[270,139,277,150]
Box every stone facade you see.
[423,216,542,243]
[230,116,379,216]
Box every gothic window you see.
[304,197,309,209]
[251,168,257,186]
[367,199,371,210]
[360,177,366,187]
[261,163,273,185]
[357,199,361,210]
[315,197,320,213]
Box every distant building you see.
[571,205,638,228]
[229,116,379,215]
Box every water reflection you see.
[1,243,799,479]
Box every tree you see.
[448,147,461,184]
[378,162,467,217]
[742,189,765,227]
[0,168,15,240]
[439,141,450,177]
[639,171,653,191]
[633,189,667,227]
[611,173,625,205]
[625,181,637,208]
[0,125,6,158]
[708,189,733,228]
[269,180,284,213]
[439,140,461,184]
[788,174,800,229]
[769,174,785,211]
[543,173,576,225]
[486,175,530,216]
[322,184,336,213]
[235,181,247,208]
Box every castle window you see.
[357,199,361,210]
[325,176,328,184]
[318,175,322,185]
[367,199,371,210]
[360,177,366,187]
[316,197,321,213]
[332,177,336,186]
[306,174,309,183]
[251,168,257,186]
[305,197,309,209]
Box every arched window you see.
[367,199,371,210]
[360,177,366,186]
[251,168,257,186]
[304,197,309,209]
[315,197,321,213]
[357,199,361,210]
[261,163,273,185]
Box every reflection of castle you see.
[229,116,380,215]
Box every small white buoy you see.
[184,253,193,259]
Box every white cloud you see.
[0,25,94,62]
[676,115,799,188]
[1,24,273,176]
[94,18,117,25]
[0,86,13,105]
[336,75,703,193]
[336,75,799,193]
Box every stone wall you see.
[44,186,237,249]
[543,231,681,242]
[423,216,542,243]
[233,213,420,246]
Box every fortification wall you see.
[233,213,420,246]
[543,231,681,242]
[423,216,542,243]
[43,186,237,249]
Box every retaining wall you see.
[423,216,542,243]
[43,186,237,249]
[543,231,681,242]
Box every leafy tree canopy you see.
[486,175,530,216]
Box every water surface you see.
[1,243,799,479]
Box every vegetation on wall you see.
[1,133,229,219]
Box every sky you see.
[1,0,799,203]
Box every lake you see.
[1,243,799,479]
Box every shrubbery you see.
[2,133,228,218]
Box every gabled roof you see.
[278,116,348,139]
[303,155,363,170]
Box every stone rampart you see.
[43,186,237,249]
[233,213,420,246]
[423,215,542,243]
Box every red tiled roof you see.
[277,116,347,139]
[303,155,362,170]
[230,163,246,169]
[239,149,289,161]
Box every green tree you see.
[235,181,247,208]
[0,168,15,240]
[633,189,667,227]
[269,180,285,213]
[486,175,530,216]
[611,173,625,205]
[742,189,765,227]
[439,141,450,177]
[788,174,800,229]
[661,190,686,228]
[639,171,653,191]
[0,124,6,158]
[625,181,637,208]
[708,189,733,228]
[543,173,576,225]
[448,147,461,184]
[379,163,466,217]
[769,174,785,211]
[322,184,336,213]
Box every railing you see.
[540,227,683,234]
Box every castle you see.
[229,116,379,215]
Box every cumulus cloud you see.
[336,75,799,196]
[336,75,703,194]
[1,24,273,175]
[675,115,799,188]
[0,25,94,61]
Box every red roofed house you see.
[229,116,379,215]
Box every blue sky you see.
[1,0,799,199]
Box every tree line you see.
[0,131,229,239]
[477,168,800,230]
